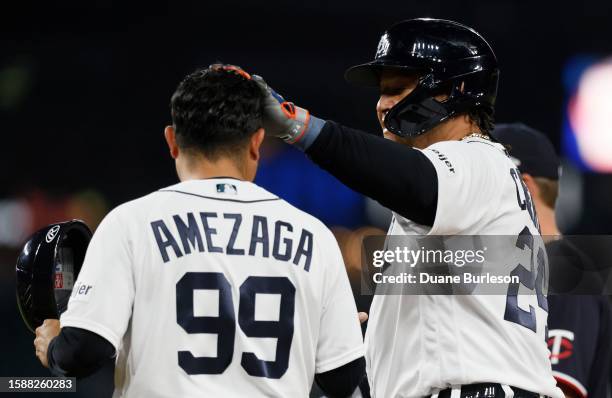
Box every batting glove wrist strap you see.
[253,75,324,151]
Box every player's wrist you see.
[291,115,325,151]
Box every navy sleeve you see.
[306,121,438,226]
[315,356,366,397]
[546,240,612,398]
[47,326,115,378]
[547,295,593,396]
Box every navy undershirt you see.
[306,121,438,226]
[48,327,365,396]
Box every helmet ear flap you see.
[449,79,466,97]
[385,69,498,138]
[384,81,451,137]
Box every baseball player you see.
[33,65,366,397]
[494,123,612,398]
[254,19,564,397]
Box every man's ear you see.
[164,126,179,159]
[249,128,265,162]
[522,173,540,200]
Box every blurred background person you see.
[494,123,612,398]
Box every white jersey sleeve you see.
[421,140,515,235]
[60,207,134,352]
[315,229,364,374]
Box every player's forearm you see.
[255,75,437,225]
[47,327,115,378]
[305,120,438,226]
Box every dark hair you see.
[170,65,264,160]
[438,79,495,134]
[467,107,495,134]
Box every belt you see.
[435,383,545,398]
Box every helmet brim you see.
[344,61,424,87]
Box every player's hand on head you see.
[34,319,60,368]
[252,75,312,143]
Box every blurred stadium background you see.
[2,1,612,396]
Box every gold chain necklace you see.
[461,132,491,141]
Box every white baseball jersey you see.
[365,137,564,398]
[60,178,364,398]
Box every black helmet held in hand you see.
[16,220,92,333]
[345,18,499,137]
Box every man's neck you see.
[178,155,248,182]
[408,119,482,149]
[535,202,561,241]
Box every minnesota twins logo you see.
[45,225,61,243]
[548,329,574,364]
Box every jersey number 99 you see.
[176,272,296,379]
